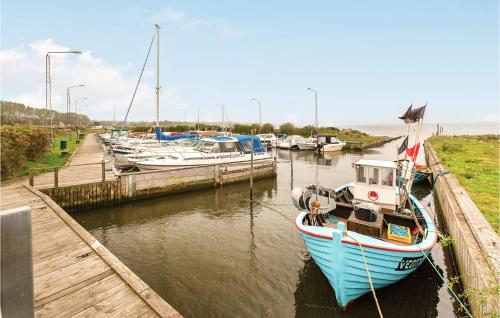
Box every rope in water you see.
[346,233,384,318]
[418,246,473,318]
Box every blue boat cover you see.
[235,135,266,154]
[155,127,196,141]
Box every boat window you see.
[196,141,215,153]
[356,165,366,183]
[219,142,237,152]
[240,141,252,152]
[381,168,394,186]
[211,143,220,153]
[369,167,379,185]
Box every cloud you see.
[148,6,251,37]
[0,39,189,121]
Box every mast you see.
[155,24,160,127]
[197,106,200,131]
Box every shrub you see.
[0,125,49,180]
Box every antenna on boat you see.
[155,24,161,128]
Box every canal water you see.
[73,139,463,318]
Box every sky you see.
[1,0,498,126]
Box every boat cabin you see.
[353,159,398,210]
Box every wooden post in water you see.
[28,169,34,187]
[101,160,106,183]
[0,206,34,317]
[54,167,59,199]
[250,137,254,200]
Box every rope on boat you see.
[345,233,384,318]
[417,247,473,318]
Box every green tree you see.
[279,122,295,135]
[261,123,274,133]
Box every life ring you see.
[368,191,379,201]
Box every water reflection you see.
[74,139,461,318]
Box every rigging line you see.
[418,246,473,318]
[120,31,156,133]
[346,232,384,318]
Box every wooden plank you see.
[33,245,94,278]
[71,288,143,317]
[36,273,127,318]
[35,269,114,309]
[34,254,110,300]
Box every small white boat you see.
[297,137,317,150]
[135,136,272,170]
[317,136,345,152]
[257,134,276,147]
[278,135,303,150]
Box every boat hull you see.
[321,144,344,152]
[295,190,437,308]
[136,155,272,170]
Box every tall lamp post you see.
[67,84,85,125]
[307,87,318,130]
[78,104,89,127]
[45,50,82,139]
[250,98,262,128]
[75,97,87,127]
[216,104,225,132]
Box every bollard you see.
[0,206,34,317]
[28,169,34,187]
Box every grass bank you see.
[336,134,386,144]
[428,135,499,230]
[7,129,84,180]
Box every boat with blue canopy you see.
[135,135,272,170]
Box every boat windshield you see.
[218,141,238,153]
[195,141,216,153]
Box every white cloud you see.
[0,39,188,121]
[148,6,251,37]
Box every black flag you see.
[398,136,408,155]
[398,105,412,121]
[399,104,426,124]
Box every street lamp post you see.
[78,104,89,127]
[307,88,318,130]
[67,84,85,125]
[250,98,262,128]
[75,97,87,127]
[45,50,82,139]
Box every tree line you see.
[1,101,90,126]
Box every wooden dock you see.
[0,183,181,317]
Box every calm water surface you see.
[74,140,462,317]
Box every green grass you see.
[428,135,499,231]
[336,134,386,144]
[12,132,82,179]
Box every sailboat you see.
[292,105,436,309]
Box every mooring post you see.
[101,160,106,183]
[28,169,34,187]
[54,167,59,198]
[250,138,254,199]
[0,206,35,317]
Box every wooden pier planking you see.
[0,184,181,317]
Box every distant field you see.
[428,135,499,230]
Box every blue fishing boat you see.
[293,104,436,309]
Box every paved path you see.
[33,133,116,188]
[0,184,181,317]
